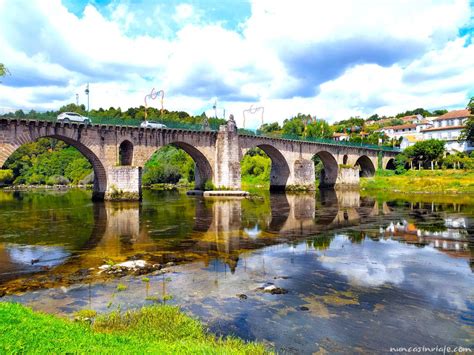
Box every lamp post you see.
[84,83,90,113]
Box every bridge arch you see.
[355,155,376,177]
[313,151,339,188]
[172,142,213,189]
[242,144,290,191]
[1,134,108,199]
[141,141,213,190]
[385,158,396,170]
[118,140,133,166]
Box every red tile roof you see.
[399,115,419,122]
[431,109,470,121]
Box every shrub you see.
[46,175,70,186]
[204,180,215,191]
[0,169,13,185]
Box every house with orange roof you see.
[421,109,472,153]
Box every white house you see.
[380,118,432,141]
[421,109,472,153]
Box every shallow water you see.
[0,189,473,353]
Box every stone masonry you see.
[0,117,398,200]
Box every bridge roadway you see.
[0,117,398,200]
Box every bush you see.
[45,175,70,186]
[204,180,215,191]
[0,169,13,185]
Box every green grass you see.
[361,169,474,194]
[0,302,268,354]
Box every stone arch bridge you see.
[0,117,398,200]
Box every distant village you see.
[332,108,472,154]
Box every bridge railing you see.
[239,130,401,152]
[1,115,220,131]
[1,115,400,152]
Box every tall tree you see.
[0,63,9,81]
[461,96,474,143]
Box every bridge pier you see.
[214,117,242,190]
[335,167,360,187]
[104,166,142,201]
[290,158,316,190]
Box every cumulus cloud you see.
[0,0,472,125]
[317,235,473,310]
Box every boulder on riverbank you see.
[98,260,161,276]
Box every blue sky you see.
[0,0,472,127]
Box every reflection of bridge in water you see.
[0,191,472,292]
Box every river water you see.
[0,189,473,353]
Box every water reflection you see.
[0,189,472,293]
[1,189,473,353]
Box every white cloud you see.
[316,235,473,310]
[173,4,195,23]
[0,0,472,125]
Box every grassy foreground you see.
[0,302,268,354]
[361,169,474,194]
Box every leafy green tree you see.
[460,97,474,143]
[259,122,281,134]
[467,97,474,114]
[432,109,448,116]
[282,114,306,136]
[304,119,333,139]
[241,148,271,183]
[0,63,9,81]
[59,103,87,115]
[407,139,445,169]
[0,169,13,184]
[395,108,431,118]
[142,146,195,185]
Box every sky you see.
[0,0,472,128]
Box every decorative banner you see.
[243,105,264,128]
[144,88,164,120]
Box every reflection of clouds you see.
[243,225,261,240]
[317,235,473,311]
[7,245,70,267]
[386,218,468,240]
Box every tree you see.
[432,109,448,116]
[468,96,474,114]
[460,97,474,143]
[59,103,86,115]
[259,122,281,134]
[282,114,306,136]
[407,139,445,169]
[0,63,9,81]
[304,119,333,139]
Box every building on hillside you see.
[421,109,472,153]
[400,135,421,150]
[332,132,349,141]
[366,114,424,126]
[395,114,424,124]
[379,118,432,140]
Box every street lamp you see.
[84,83,90,113]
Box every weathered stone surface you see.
[0,118,397,200]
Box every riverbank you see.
[361,169,474,194]
[0,302,267,354]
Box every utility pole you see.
[85,83,90,113]
[213,100,217,118]
[76,93,79,106]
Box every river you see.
[0,189,473,353]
